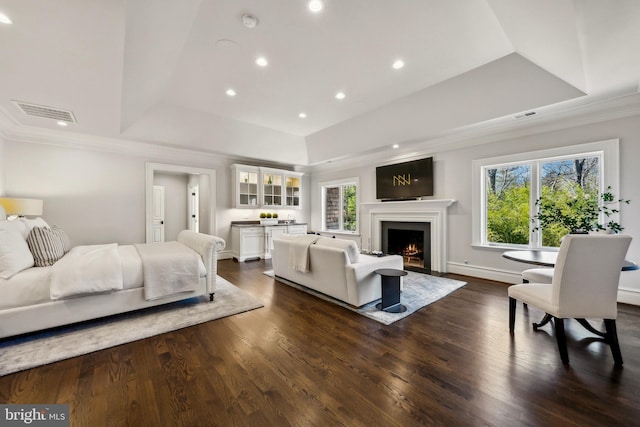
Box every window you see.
[473,140,619,248]
[321,178,359,233]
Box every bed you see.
[0,211,225,339]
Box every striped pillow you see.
[52,227,72,253]
[26,226,65,267]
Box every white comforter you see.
[135,241,200,300]
[50,244,123,300]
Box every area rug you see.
[0,276,263,377]
[264,270,466,325]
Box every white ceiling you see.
[1,0,639,166]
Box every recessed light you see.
[0,13,12,24]
[226,88,237,97]
[392,144,399,149]
[57,121,68,127]
[392,59,405,70]
[255,56,268,67]
[335,92,346,100]
[308,0,324,13]
[298,112,307,118]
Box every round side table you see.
[375,268,408,313]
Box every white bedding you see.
[0,245,206,309]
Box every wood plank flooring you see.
[2,259,640,426]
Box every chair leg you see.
[521,279,528,308]
[553,317,569,365]
[604,319,623,366]
[509,297,516,334]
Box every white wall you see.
[309,113,640,302]
[1,138,309,255]
[0,136,5,195]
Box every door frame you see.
[145,162,216,243]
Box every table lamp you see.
[0,197,43,219]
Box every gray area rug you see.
[264,270,466,325]
[0,276,263,377]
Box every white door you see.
[152,185,165,243]
[188,184,199,232]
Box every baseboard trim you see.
[447,261,640,306]
[447,261,520,284]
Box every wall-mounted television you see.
[376,157,433,200]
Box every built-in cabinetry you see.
[232,164,303,209]
[231,223,308,262]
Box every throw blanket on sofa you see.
[50,244,123,300]
[135,241,199,300]
[289,235,320,273]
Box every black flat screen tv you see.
[376,157,433,200]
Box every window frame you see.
[320,177,360,234]
[472,139,620,249]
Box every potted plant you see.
[532,186,630,240]
[260,212,278,225]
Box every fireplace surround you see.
[360,199,456,274]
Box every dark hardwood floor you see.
[2,259,640,426]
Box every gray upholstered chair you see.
[508,234,632,365]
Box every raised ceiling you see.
[1,0,639,166]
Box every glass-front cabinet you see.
[262,171,283,206]
[285,174,302,208]
[233,165,260,208]
[232,164,303,209]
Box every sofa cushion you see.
[314,237,359,263]
[0,227,35,279]
[26,226,65,267]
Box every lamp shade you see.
[0,198,43,216]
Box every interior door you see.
[152,185,165,243]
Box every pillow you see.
[0,204,6,220]
[0,218,30,239]
[314,237,360,263]
[26,226,65,267]
[19,217,50,232]
[52,227,72,253]
[0,228,35,279]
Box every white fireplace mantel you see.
[360,199,456,273]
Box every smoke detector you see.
[242,14,258,29]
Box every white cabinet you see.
[232,165,260,208]
[232,164,303,209]
[284,173,303,208]
[287,224,307,235]
[264,225,287,259]
[231,226,264,262]
[231,223,308,262]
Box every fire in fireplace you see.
[381,221,431,273]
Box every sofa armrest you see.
[177,230,226,296]
[345,254,404,306]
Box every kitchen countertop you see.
[230,221,307,227]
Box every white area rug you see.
[264,270,466,325]
[0,276,263,377]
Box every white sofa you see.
[0,209,225,339]
[272,235,404,307]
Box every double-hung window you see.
[321,178,359,233]
[472,139,620,248]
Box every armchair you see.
[508,234,632,365]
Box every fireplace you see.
[360,199,456,274]
[382,221,431,273]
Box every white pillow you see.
[0,218,30,239]
[0,228,35,279]
[20,217,50,231]
[315,237,360,263]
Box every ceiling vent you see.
[12,100,77,123]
